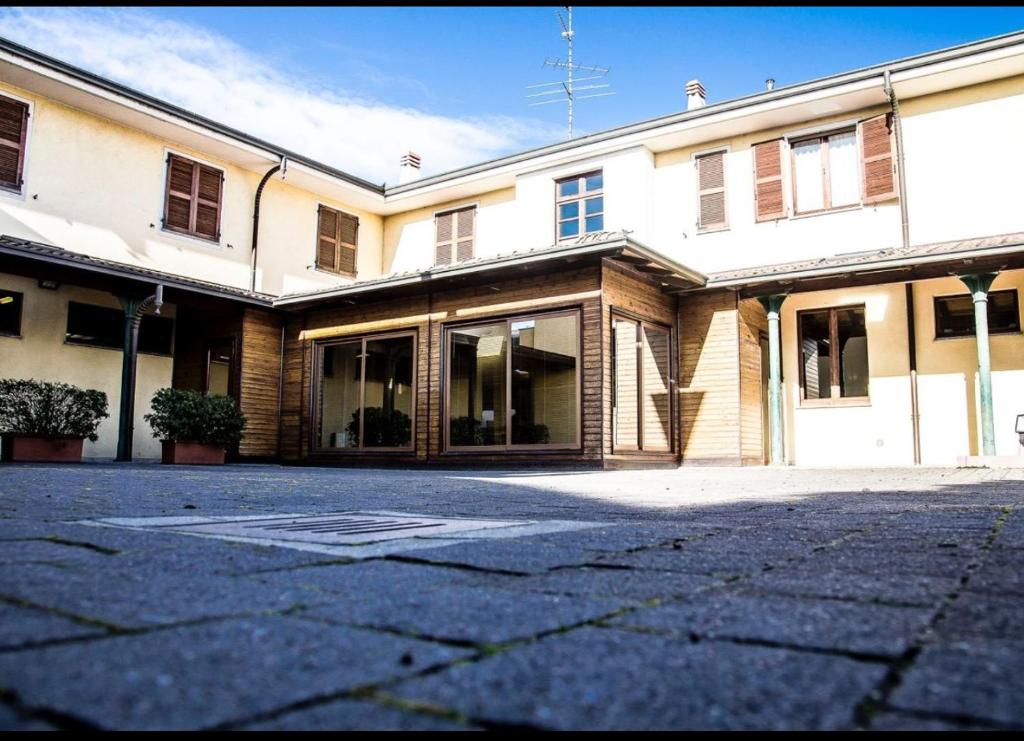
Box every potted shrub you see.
[0,379,109,463]
[144,388,246,465]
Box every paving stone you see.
[888,639,1024,727]
[611,592,934,657]
[964,548,1024,596]
[869,711,999,731]
[0,704,57,731]
[0,616,471,730]
[741,566,957,606]
[301,585,626,645]
[596,544,802,576]
[243,699,475,731]
[0,563,331,629]
[390,626,885,730]
[808,542,975,578]
[936,593,1024,641]
[395,540,599,575]
[244,558,488,595]
[0,602,106,649]
[473,566,721,603]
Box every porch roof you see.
[0,234,274,306]
[273,232,708,309]
[695,232,1024,297]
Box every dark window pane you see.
[584,215,603,233]
[836,308,868,397]
[511,315,577,445]
[139,315,174,355]
[585,172,603,191]
[559,220,579,239]
[935,291,1020,337]
[0,289,23,336]
[585,196,603,215]
[449,322,507,446]
[799,310,831,399]
[65,302,122,349]
[318,342,362,449]
[558,179,579,198]
[362,336,414,448]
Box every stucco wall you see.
[0,81,383,298]
[0,272,172,459]
[777,270,1024,466]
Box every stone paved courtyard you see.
[1,463,1022,730]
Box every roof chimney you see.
[765,78,775,91]
[398,151,421,185]
[685,79,706,111]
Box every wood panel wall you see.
[738,298,768,465]
[238,307,284,459]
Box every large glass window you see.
[612,316,672,452]
[556,171,603,240]
[792,130,858,214]
[798,306,869,402]
[0,289,23,337]
[934,290,1020,338]
[447,311,579,450]
[315,333,414,450]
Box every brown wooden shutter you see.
[164,155,195,232]
[0,96,29,190]
[455,207,475,262]
[753,139,785,222]
[696,151,726,230]
[859,113,897,203]
[316,205,338,271]
[194,165,223,239]
[337,211,358,275]
[435,211,454,266]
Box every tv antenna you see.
[526,6,614,138]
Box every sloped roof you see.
[0,235,274,305]
[703,232,1024,290]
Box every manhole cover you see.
[142,511,524,545]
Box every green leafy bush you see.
[345,407,412,448]
[0,378,109,441]
[144,388,246,448]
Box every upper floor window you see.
[65,301,174,356]
[935,290,1020,338]
[791,130,859,214]
[0,95,29,194]
[163,154,223,242]
[435,206,476,266]
[695,150,727,231]
[556,171,603,241]
[753,114,896,222]
[798,305,869,403]
[316,204,359,276]
[0,289,24,337]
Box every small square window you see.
[555,170,604,241]
[935,290,1020,338]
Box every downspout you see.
[425,290,433,464]
[250,156,287,293]
[885,69,920,464]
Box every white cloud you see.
[0,7,565,182]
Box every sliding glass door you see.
[314,332,415,451]
[446,310,580,451]
[612,315,673,453]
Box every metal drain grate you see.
[154,511,525,545]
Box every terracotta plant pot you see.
[1,434,84,463]
[161,441,226,465]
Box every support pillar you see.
[758,294,787,466]
[116,286,163,462]
[959,272,998,456]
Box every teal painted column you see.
[959,273,998,456]
[758,294,787,465]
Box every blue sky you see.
[2,7,1022,181]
